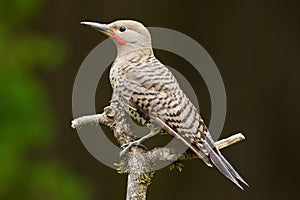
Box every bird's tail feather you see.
[204,140,248,189]
[215,149,249,186]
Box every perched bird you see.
[81,20,248,189]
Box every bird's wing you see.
[128,99,210,161]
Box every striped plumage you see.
[81,20,248,189]
[110,49,211,162]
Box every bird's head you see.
[81,20,152,56]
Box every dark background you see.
[1,0,299,199]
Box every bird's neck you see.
[116,46,153,60]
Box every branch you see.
[71,106,115,129]
[215,133,245,149]
[71,106,246,200]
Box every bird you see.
[81,20,248,189]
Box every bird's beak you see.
[80,21,110,35]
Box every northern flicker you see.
[81,20,248,189]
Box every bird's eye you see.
[119,26,126,32]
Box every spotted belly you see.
[127,106,166,134]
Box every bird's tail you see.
[204,135,249,190]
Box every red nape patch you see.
[112,34,126,45]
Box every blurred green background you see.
[0,0,299,199]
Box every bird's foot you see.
[120,139,147,156]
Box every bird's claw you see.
[120,140,148,156]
